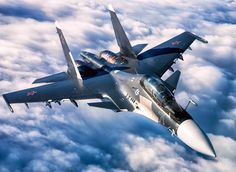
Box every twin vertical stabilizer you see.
[55,21,82,81]
[108,5,136,58]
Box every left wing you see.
[137,31,208,77]
[2,22,96,112]
[2,80,98,112]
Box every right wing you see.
[137,31,208,77]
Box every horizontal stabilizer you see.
[88,101,120,112]
[165,70,181,92]
[33,72,69,84]
[132,44,148,55]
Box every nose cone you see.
[177,119,216,157]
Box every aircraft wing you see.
[2,21,99,113]
[2,72,134,113]
[137,31,208,77]
[2,80,100,112]
[2,20,135,113]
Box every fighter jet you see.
[2,5,216,157]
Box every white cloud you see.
[82,165,106,172]
[219,119,235,129]
[121,134,236,172]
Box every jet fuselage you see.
[81,50,216,157]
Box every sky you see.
[0,0,235,171]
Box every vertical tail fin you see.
[55,21,82,80]
[108,5,136,58]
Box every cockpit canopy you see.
[141,76,190,123]
[143,76,174,105]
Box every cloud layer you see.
[0,0,235,171]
